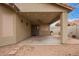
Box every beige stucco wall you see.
[16,15,31,42]
[0,5,16,46]
[0,10,2,38]
[15,3,68,12]
[39,24,50,36]
[0,12,2,41]
[0,5,31,46]
[50,26,60,35]
[76,25,79,39]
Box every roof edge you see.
[55,3,74,11]
[0,3,20,12]
[1,3,74,12]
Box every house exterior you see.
[0,3,73,46]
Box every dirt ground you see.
[0,43,79,56]
[0,36,79,56]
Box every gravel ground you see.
[0,36,79,56]
[0,43,79,56]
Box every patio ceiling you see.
[20,12,61,24]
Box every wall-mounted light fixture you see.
[26,22,28,26]
[21,19,23,23]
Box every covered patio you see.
[18,11,79,45]
[15,3,74,45]
[18,11,68,44]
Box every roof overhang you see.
[1,3,74,12]
[0,3,20,12]
[55,3,74,11]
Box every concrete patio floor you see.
[0,35,79,56]
[20,36,61,45]
[19,35,79,45]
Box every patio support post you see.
[61,12,68,44]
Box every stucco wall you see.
[76,25,79,39]
[16,15,31,42]
[0,5,16,46]
[39,24,50,36]
[0,10,2,38]
[50,26,60,35]
[0,5,31,46]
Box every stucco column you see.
[61,12,68,44]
